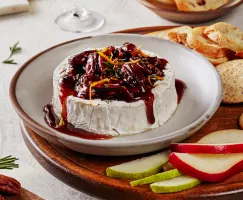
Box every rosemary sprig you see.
[2,41,21,65]
[0,156,19,170]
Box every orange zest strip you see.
[110,77,119,81]
[110,52,113,60]
[148,75,164,87]
[124,59,140,65]
[101,47,108,53]
[58,116,64,127]
[96,49,114,65]
[137,46,149,57]
[89,78,110,106]
[138,49,149,57]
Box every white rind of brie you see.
[52,51,178,136]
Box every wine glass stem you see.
[72,0,90,20]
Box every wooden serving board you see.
[21,26,243,200]
[4,188,43,200]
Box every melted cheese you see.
[52,51,177,136]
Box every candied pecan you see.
[0,174,21,195]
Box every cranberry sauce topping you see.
[58,43,168,125]
[44,104,111,140]
[175,79,187,104]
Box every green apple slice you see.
[130,169,182,186]
[150,175,201,193]
[106,151,170,180]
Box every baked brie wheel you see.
[51,43,178,136]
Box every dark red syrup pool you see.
[44,43,186,140]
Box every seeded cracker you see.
[216,60,243,104]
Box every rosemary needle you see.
[2,41,21,65]
[0,156,19,170]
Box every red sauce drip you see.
[44,104,111,140]
[175,79,187,104]
[59,74,78,119]
[142,91,155,124]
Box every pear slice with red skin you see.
[170,143,243,154]
[169,152,243,182]
[171,129,243,154]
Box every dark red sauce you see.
[44,104,111,140]
[44,42,186,140]
[175,79,187,104]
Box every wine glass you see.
[55,0,105,33]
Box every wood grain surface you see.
[4,188,43,200]
[20,26,243,200]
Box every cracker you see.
[239,113,243,130]
[174,0,229,11]
[146,26,192,40]
[216,60,243,103]
[187,26,227,59]
[205,22,243,54]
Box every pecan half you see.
[0,174,21,195]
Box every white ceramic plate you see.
[10,34,222,156]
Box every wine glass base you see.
[55,10,105,33]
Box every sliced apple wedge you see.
[150,175,201,193]
[171,143,243,154]
[130,169,182,187]
[197,129,243,144]
[171,129,243,154]
[169,152,243,182]
[106,151,169,180]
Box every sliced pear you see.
[150,175,201,193]
[106,151,170,180]
[162,162,175,171]
[171,129,243,154]
[197,129,243,144]
[169,152,243,182]
[130,169,182,187]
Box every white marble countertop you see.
[0,0,242,199]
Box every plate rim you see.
[9,32,222,148]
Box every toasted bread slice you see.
[187,27,227,59]
[156,0,175,5]
[205,55,228,66]
[147,26,192,40]
[168,32,188,46]
[216,60,243,103]
[174,0,229,11]
[205,22,243,55]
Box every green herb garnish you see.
[0,156,19,170]
[2,41,21,65]
[103,62,114,68]
[115,71,120,78]
[105,68,114,72]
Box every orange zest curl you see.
[96,49,114,65]
[58,116,64,127]
[148,75,164,87]
[89,78,110,106]
[124,59,141,65]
